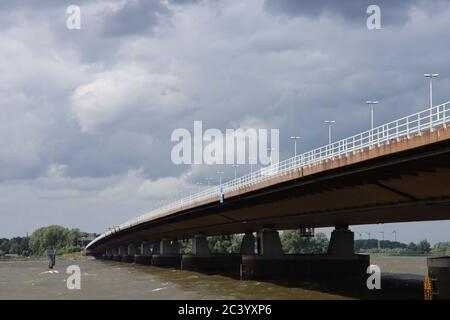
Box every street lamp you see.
[216,171,224,185]
[324,120,335,144]
[248,157,256,175]
[391,229,397,242]
[424,73,439,129]
[365,100,379,131]
[267,147,275,165]
[205,177,212,188]
[232,164,239,180]
[196,182,203,193]
[290,136,301,157]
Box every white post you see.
[424,74,439,130]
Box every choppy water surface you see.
[0,256,425,299]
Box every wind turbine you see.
[391,229,397,242]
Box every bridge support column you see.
[152,242,160,255]
[105,249,112,260]
[240,232,256,255]
[151,239,181,268]
[182,233,241,273]
[160,239,180,256]
[192,233,210,256]
[327,225,354,256]
[111,248,118,261]
[135,241,152,265]
[114,246,125,261]
[256,228,283,256]
[122,244,136,263]
[241,226,368,280]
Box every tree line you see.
[355,238,450,256]
[1,226,449,257]
[0,225,87,257]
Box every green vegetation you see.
[430,241,450,256]
[179,235,243,254]
[0,237,29,256]
[0,225,87,257]
[355,239,450,256]
[281,231,329,254]
[179,232,330,255]
[2,226,449,258]
[208,235,243,254]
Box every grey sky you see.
[0,0,449,243]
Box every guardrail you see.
[87,101,450,248]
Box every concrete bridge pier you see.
[134,241,152,265]
[182,233,242,273]
[151,238,181,268]
[240,232,256,255]
[122,244,136,263]
[151,242,160,255]
[112,247,121,261]
[256,228,283,256]
[105,248,113,260]
[327,225,355,256]
[241,227,369,280]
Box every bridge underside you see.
[91,128,450,251]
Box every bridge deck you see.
[89,125,450,250]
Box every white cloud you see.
[71,64,190,132]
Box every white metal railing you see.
[87,101,450,248]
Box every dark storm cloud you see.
[169,0,201,4]
[1,0,450,241]
[264,0,424,25]
[101,0,171,37]
[0,0,93,10]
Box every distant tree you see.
[9,242,21,254]
[417,239,431,254]
[0,239,10,253]
[281,231,329,254]
[407,242,418,252]
[431,242,450,256]
[179,239,192,254]
[28,225,85,256]
[208,235,242,254]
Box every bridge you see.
[87,101,450,279]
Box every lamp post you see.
[216,171,224,186]
[424,73,439,129]
[267,147,275,165]
[366,101,379,145]
[290,136,301,157]
[232,164,239,180]
[205,178,212,188]
[248,157,256,175]
[324,120,335,144]
[365,100,379,131]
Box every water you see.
[0,256,425,299]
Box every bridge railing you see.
[89,101,449,246]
